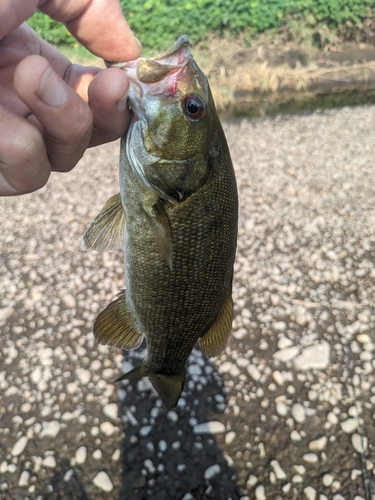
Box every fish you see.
[83,35,238,410]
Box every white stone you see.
[277,337,293,349]
[100,421,116,437]
[293,342,330,371]
[276,401,288,417]
[63,294,76,308]
[322,473,334,486]
[18,471,30,487]
[30,366,42,385]
[290,430,302,442]
[351,433,368,453]
[75,446,87,465]
[144,459,156,474]
[255,484,266,500]
[225,431,236,445]
[308,436,327,451]
[302,453,318,463]
[246,475,258,487]
[247,364,261,381]
[76,368,91,385]
[43,456,56,468]
[103,403,118,420]
[0,307,14,321]
[292,403,306,423]
[139,425,152,437]
[270,460,287,480]
[273,346,299,363]
[204,464,221,480]
[340,418,357,433]
[158,440,167,453]
[112,449,120,461]
[93,471,113,492]
[304,486,316,500]
[11,436,28,457]
[92,449,102,460]
[39,420,61,439]
[193,421,226,435]
[273,321,287,332]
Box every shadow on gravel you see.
[47,458,91,500]
[118,350,242,500]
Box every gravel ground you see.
[1,105,375,500]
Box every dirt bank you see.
[197,34,375,114]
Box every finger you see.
[40,0,142,61]
[14,55,93,173]
[87,68,131,147]
[0,0,38,40]
[0,106,51,196]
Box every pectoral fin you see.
[94,290,143,350]
[82,193,125,251]
[142,199,173,270]
[199,295,234,357]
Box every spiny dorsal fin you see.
[82,193,125,251]
[199,295,234,358]
[94,290,143,350]
[142,199,173,270]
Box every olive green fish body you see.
[83,36,238,409]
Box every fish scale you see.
[83,36,238,409]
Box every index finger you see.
[40,0,142,62]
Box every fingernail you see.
[116,92,129,113]
[37,66,68,107]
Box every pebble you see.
[42,456,56,468]
[292,403,306,423]
[193,421,226,435]
[308,436,327,451]
[351,433,368,453]
[75,446,87,465]
[302,453,318,463]
[304,486,317,500]
[322,473,334,486]
[93,471,113,492]
[18,471,30,488]
[76,368,91,385]
[293,342,330,370]
[247,364,261,381]
[204,464,221,480]
[100,421,116,437]
[103,403,118,420]
[139,425,153,437]
[11,436,28,457]
[225,431,236,445]
[255,484,266,500]
[340,418,357,433]
[39,421,61,439]
[270,460,287,480]
[0,306,14,321]
[62,294,76,308]
[273,346,299,363]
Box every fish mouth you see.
[105,36,194,117]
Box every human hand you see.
[0,0,142,196]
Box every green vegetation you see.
[28,0,375,53]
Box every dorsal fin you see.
[82,193,125,251]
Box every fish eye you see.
[183,95,205,121]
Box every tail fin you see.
[116,365,185,410]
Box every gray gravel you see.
[1,104,375,499]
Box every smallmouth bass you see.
[83,36,238,409]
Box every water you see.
[220,88,375,119]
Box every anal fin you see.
[94,290,143,350]
[82,193,125,251]
[199,295,234,358]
